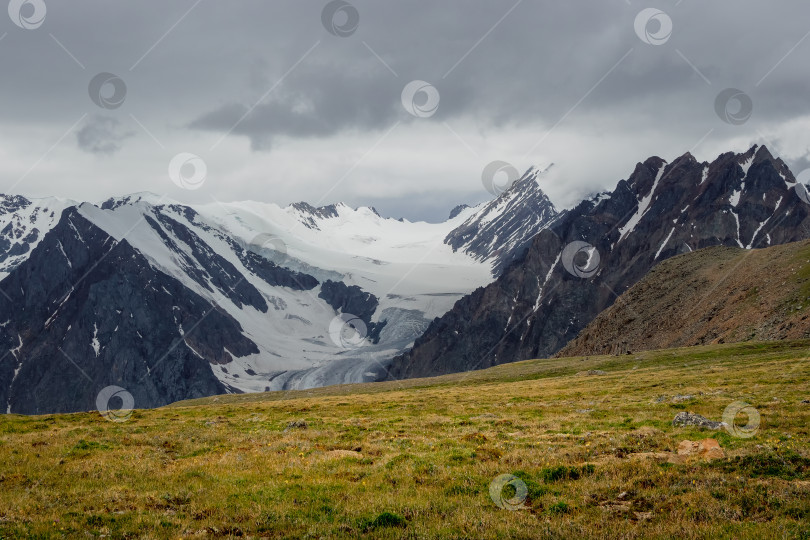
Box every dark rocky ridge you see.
[318,280,387,343]
[0,194,31,214]
[237,248,319,291]
[153,203,320,292]
[448,204,470,220]
[149,212,268,311]
[291,202,340,229]
[387,145,810,379]
[0,209,258,414]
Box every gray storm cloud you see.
[187,69,407,150]
[76,116,134,155]
[1,0,810,220]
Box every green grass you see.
[0,340,808,538]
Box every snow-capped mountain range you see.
[389,145,810,379]
[5,144,808,414]
[0,171,557,413]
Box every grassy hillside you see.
[1,341,809,539]
[559,239,810,357]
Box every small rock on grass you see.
[284,419,308,431]
[672,411,726,430]
[672,394,695,402]
[577,370,607,376]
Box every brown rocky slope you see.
[557,239,810,356]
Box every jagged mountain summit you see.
[444,166,558,275]
[0,174,555,413]
[387,145,810,379]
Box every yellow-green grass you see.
[1,341,809,539]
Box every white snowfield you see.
[197,199,491,304]
[55,196,495,393]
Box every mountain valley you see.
[3,145,810,413]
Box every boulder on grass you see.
[676,438,725,461]
[672,411,725,430]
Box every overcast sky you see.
[1,0,809,221]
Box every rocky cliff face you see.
[0,209,258,414]
[318,280,387,343]
[387,145,810,379]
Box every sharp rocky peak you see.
[291,201,341,220]
[443,164,559,276]
[99,192,172,210]
[620,144,790,201]
[505,165,554,200]
[289,201,383,230]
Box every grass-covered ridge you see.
[560,239,810,357]
[1,340,809,539]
